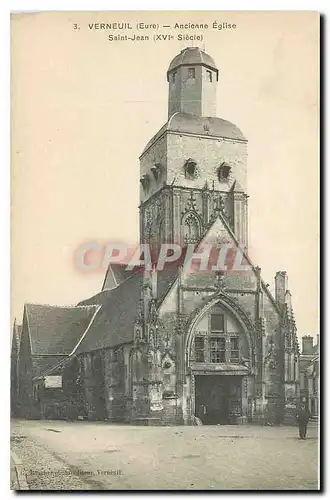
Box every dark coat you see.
[297,408,311,424]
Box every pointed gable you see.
[181,214,257,292]
[158,211,283,319]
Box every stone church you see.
[12,47,301,425]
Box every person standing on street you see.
[296,404,311,439]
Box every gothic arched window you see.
[183,212,200,244]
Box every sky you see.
[11,11,319,337]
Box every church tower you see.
[167,46,218,118]
[139,47,248,251]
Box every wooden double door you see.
[195,375,242,425]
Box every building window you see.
[188,67,196,79]
[183,212,200,244]
[190,309,246,366]
[217,162,231,182]
[172,71,176,83]
[206,70,212,82]
[211,313,225,332]
[194,336,205,362]
[186,162,196,176]
[184,158,198,179]
[210,337,226,363]
[230,337,240,363]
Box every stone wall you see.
[140,133,167,204]
[140,131,248,247]
[167,134,247,194]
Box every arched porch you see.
[184,295,256,425]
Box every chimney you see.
[275,271,288,306]
[302,335,314,355]
[317,334,320,346]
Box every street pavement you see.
[10,419,319,491]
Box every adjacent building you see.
[12,304,99,419]
[299,335,319,418]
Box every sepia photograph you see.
[10,10,320,491]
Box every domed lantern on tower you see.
[167,46,219,118]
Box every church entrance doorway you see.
[195,375,242,425]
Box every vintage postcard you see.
[10,11,320,490]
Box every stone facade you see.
[140,129,248,246]
[12,47,303,426]
[70,48,300,425]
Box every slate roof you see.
[32,355,67,378]
[169,113,245,141]
[24,304,99,356]
[141,112,246,156]
[167,47,218,76]
[156,263,179,302]
[76,271,143,353]
[76,264,179,354]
